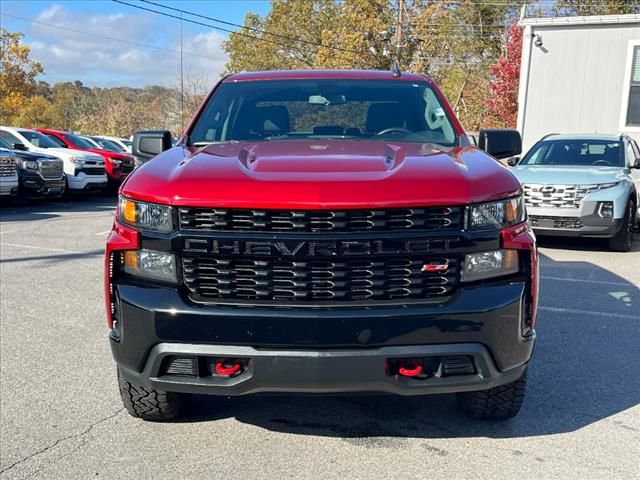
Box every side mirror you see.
[13,143,27,151]
[132,130,172,163]
[507,156,520,167]
[479,129,522,160]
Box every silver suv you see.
[510,134,640,252]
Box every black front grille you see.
[529,215,583,229]
[81,167,104,176]
[183,256,459,303]
[179,207,463,233]
[120,162,134,174]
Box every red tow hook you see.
[214,362,242,376]
[398,364,423,377]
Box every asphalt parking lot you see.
[1,196,638,480]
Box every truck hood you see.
[512,165,626,185]
[30,146,103,162]
[122,140,522,208]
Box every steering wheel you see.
[376,127,412,136]
[592,160,613,166]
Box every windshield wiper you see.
[192,140,240,147]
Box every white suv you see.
[0,126,107,192]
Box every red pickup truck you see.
[37,128,134,186]
[106,70,538,421]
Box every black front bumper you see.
[19,172,65,197]
[111,280,535,396]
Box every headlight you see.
[23,159,38,170]
[466,196,525,231]
[122,249,176,283]
[71,157,85,164]
[576,182,619,190]
[109,158,121,166]
[461,250,519,282]
[118,196,174,232]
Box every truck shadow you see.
[0,194,116,222]
[181,251,640,439]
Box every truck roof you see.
[543,133,623,142]
[224,69,431,83]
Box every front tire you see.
[457,369,527,420]
[117,368,185,421]
[608,199,635,252]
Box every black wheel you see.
[608,199,635,252]
[457,369,527,420]
[117,368,185,421]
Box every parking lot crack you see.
[0,408,124,476]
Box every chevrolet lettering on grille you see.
[182,237,456,257]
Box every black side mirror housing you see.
[132,130,172,163]
[13,143,27,151]
[479,129,522,160]
[507,156,520,167]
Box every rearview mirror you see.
[132,130,172,163]
[13,143,27,151]
[479,129,522,160]
[507,156,520,167]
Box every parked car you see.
[107,69,537,422]
[0,149,19,199]
[0,137,65,198]
[84,136,126,153]
[36,129,134,187]
[95,136,132,153]
[510,133,640,251]
[0,126,107,193]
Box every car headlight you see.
[576,182,619,190]
[461,250,519,282]
[109,158,122,166]
[466,195,525,231]
[71,157,85,164]
[122,249,176,283]
[118,196,174,232]
[23,159,39,170]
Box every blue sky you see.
[0,0,271,87]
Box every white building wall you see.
[518,16,640,153]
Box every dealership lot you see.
[0,197,638,480]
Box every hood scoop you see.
[237,142,406,174]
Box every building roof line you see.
[520,14,640,28]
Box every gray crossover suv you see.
[510,134,640,251]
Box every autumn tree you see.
[486,22,522,128]
[554,0,640,16]
[0,29,43,123]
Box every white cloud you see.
[25,3,228,88]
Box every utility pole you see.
[180,12,184,133]
[395,0,404,69]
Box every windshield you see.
[521,139,623,167]
[63,133,95,150]
[189,79,458,146]
[90,137,124,152]
[19,130,60,149]
[122,139,132,147]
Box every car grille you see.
[39,161,63,179]
[120,161,134,174]
[179,207,463,233]
[523,184,581,209]
[183,256,460,303]
[529,215,583,229]
[81,167,104,176]
[0,156,16,177]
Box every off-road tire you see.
[457,369,527,420]
[608,199,635,252]
[117,368,184,421]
